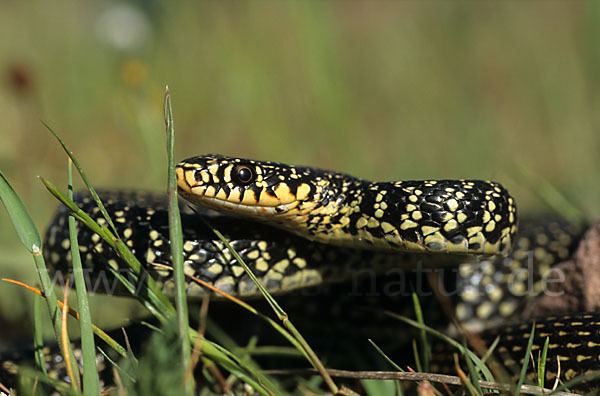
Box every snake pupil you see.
[234,165,254,184]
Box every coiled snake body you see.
[2,155,595,393]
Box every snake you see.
[1,154,594,393]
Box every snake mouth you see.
[177,185,298,217]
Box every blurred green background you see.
[1,1,599,336]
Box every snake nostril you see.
[194,170,203,182]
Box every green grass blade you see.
[67,160,101,395]
[42,121,121,238]
[461,339,484,395]
[0,170,81,390]
[514,322,536,396]
[411,339,422,372]
[0,170,42,252]
[538,337,549,389]
[164,87,192,395]
[367,339,404,372]
[411,290,430,372]
[96,347,137,383]
[480,336,500,364]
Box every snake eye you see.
[234,165,254,185]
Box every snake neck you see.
[278,178,516,255]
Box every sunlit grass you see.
[1,1,600,394]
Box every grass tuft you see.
[0,170,81,391]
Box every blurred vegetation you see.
[1,1,599,338]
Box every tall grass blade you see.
[514,323,536,396]
[42,121,120,238]
[538,337,549,389]
[67,159,101,395]
[411,290,429,372]
[0,170,42,252]
[164,87,193,395]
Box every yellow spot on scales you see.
[183,241,195,252]
[467,226,482,237]
[485,220,496,232]
[273,259,289,272]
[367,218,379,228]
[231,266,245,277]
[246,250,260,260]
[355,217,369,229]
[296,183,312,200]
[400,220,418,230]
[255,258,269,272]
[482,211,491,223]
[421,225,438,236]
[292,257,307,268]
[443,219,458,232]
[381,222,397,233]
[222,163,233,182]
[424,233,446,250]
[445,198,459,212]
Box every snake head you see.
[176,154,327,219]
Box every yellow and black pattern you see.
[481,313,600,389]
[429,313,600,391]
[44,191,423,298]
[454,217,583,330]
[176,154,518,255]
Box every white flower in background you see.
[95,2,152,51]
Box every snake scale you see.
[1,154,595,393]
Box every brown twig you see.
[262,368,579,395]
